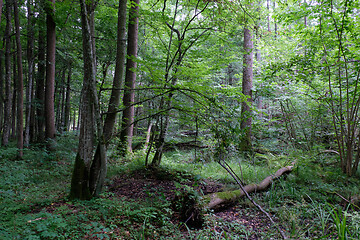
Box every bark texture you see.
[103,0,128,144]
[0,0,3,26]
[14,0,24,157]
[1,1,12,147]
[70,0,107,200]
[45,0,56,141]
[240,27,253,151]
[35,18,46,142]
[25,0,35,145]
[119,0,139,153]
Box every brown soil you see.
[107,168,281,239]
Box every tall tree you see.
[1,0,12,147]
[25,0,35,146]
[0,0,3,25]
[13,0,24,157]
[239,26,253,152]
[70,0,107,200]
[103,0,128,144]
[35,20,46,142]
[45,0,56,141]
[63,64,72,131]
[119,0,139,153]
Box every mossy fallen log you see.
[173,163,294,231]
[203,164,294,210]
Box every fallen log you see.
[204,163,295,209]
[174,163,295,231]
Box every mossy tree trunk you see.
[70,0,107,200]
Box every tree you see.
[119,0,139,154]
[0,0,3,25]
[45,0,56,141]
[1,0,12,147]
[103,0,128,144]
[13,0,24,157]
[70,0,107,200]
[239,26,254,152]
[35,16,46,143]
[25,0,35,145]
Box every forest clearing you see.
[1,0,360,239]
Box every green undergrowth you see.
[1,134,360,239]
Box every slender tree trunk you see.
[11,55,17,140]
[1,1,12,147]
[119,0,139,154]
[0,0,3,133]
[35,23,46,142]
[240,27,253,152]
[13,0,24,157]
[274,1,277,37]
[45,0,56,141]
[55,69,65,132]
[103,0,128,144]
[25,0,35,146]
[0,0,3,26]
[63,65,72,131]
[267,0,270,32]
[0,48,3,137]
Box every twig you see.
[218,160,289,239]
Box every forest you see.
[1,0,360,239]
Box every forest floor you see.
[108,169,274,239]
[2,135,360,239]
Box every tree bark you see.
[35,22,46,143]
[0,0,3,26]
[103,0,128,144]
[70,0,107,200]
[63,65,72,131]
[240,27,253,152]
[13,0,24,158]
[1,1,12,147]
[119,0,139,154]
[45,0,56,141]
[25,0,35,146]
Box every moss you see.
[69,153,92,200]
[216,190,243,201]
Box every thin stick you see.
[218,160,288,239]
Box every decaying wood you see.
[205,164,294,209]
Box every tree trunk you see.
[13,0,24,158]
[240,27,253,152]
[45,0,56,141]
[55,69,65,132]
[25,0,35,146]
[63,65,72,131]
[11,56,17,140]
[0,48,3,136]
[119,0,139,154]
[103,0,128,144]
[0,0,3,26]
[35,18,46,143]
[70,0,107,200]
[1,1,12,147]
